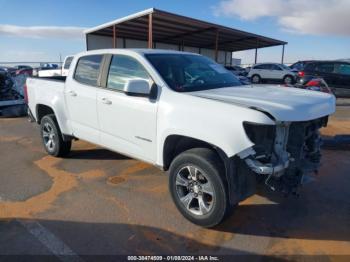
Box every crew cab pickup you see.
[26,49,336,227]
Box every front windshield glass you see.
[145,54,242,92]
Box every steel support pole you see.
[113,25,116,48]
[215,29,219,62]
[148,13,153,49]
[254,39,259,64]
[254,48,258,64]
[281,44,285,64]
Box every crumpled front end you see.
[239,116,328,194]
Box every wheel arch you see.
[36,104,55,124]
[251,74,261,83]
[162,134,227,172]
[162,134,257,206]
[36,104,73,141]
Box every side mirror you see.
[124,79,150,97]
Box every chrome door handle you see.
[101,97,112,105]
[68,90,77,97]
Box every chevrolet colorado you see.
[26,49,335,227]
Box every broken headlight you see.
[243,122,276,162]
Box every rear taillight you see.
[298,71,305,77]
[306,80,320,87]
[24,84,28,104]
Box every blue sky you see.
[0,0,349,64]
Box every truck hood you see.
[188,85,336,121]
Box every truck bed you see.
[26,76,67,121]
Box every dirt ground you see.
[0,107,349,260]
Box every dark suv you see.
[297,61,350,97]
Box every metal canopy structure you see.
[85,8,287,64]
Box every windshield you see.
[145,54,242,92]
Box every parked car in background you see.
[248,63,297,84]
[289,60,315,72]
[26,49,335,227]
[225,66,251,85]
[297,60,350,97]
[15,66,33,76]
[38,56,74,77]
[0,70,27,117]
[294,77,333,94]
[0,66,17,76]
[225,65,246,76]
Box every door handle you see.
[101,97,112,105]
[68,90,77,97]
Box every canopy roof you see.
[85,8,286,52]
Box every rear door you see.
[96,54,158,162]
[253,64,271,79]
[65,54,103,144]
[310,62,335,86]
[333,62,350,97]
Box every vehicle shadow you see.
[0,219,281,260]
[68,148,130,160]
[216,178,350,242]
[210,144,349,243]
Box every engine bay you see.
[242,116,328,194]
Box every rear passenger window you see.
[74,55,103,86]
[270,64,282,70]
[107,55,150,91]
[315,63,335,73]
[335,63,350,75]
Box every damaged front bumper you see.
[244,156,289,175]
[239,118,327,192]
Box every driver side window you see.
[107,55,151,91]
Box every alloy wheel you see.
[42,122,56,152]
[175,165,214,216]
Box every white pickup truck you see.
[26,49,335,227]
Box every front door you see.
[97,54,158,162]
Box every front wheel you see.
[169,148,231,227]
[40,114,71,157]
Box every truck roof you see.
[75,48,200,57]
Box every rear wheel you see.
[283,75,294,84]
[40,114,71,157]
[251,74,261,84]
[169,148,231,227]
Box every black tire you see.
[251,74,261,84]
[283,75,294,85]
[169,148,231,227]
[40,114,71,157]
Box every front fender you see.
[156,92,275,166]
